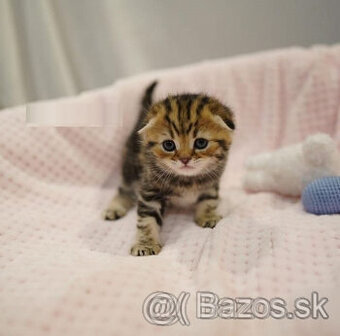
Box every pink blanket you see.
[1,46,339,335]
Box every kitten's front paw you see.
[130,242,162,256]
[195,213,222,229]
[102,204,128,221]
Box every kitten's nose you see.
[180,157,191,165]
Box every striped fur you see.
[104,81,235,256]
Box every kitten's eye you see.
[162,140,176,152]
[194,138,208,150]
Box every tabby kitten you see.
[104,81,235,256]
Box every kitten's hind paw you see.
[195,214,222,229]
[102,203,128,221]
[103,208,125,220]
[130,243,162,256]
[103,193,134,221]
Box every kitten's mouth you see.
[180,165,194,169]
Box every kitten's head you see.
[138,94,235,177]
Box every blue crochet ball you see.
[302,176,340,215]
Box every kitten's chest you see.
[169,188,201,208]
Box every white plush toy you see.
[243,133,340,197]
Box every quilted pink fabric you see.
[1,46,340,336]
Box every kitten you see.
[104,81,235,256]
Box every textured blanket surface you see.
[1,46,340,336]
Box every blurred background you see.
[0,0,339,108]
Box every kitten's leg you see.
[195,186,222,229]
[130,190,165,256]
[103,184,136,220]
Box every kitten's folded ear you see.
[211,103,235,131]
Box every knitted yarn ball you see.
[302,176,340,215]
